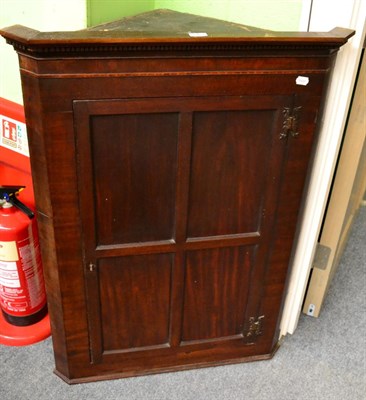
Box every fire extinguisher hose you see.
[0,186,34,219]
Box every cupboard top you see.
[0,9,354,58]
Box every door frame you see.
[280,0,366,335]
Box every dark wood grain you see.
[90,112,178,245]
[0,9,354,383]
[99,254,173,352]
[187,108,276,237]
[182,246,253,342]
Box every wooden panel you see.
[21,56,332,76]
[75,95,291,363]
[90,112,179,245]
[182,246,254,342]
[70,94,291,378]
[187,110,275,238]
[98,254,173,352]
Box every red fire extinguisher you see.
[0,186,47,326]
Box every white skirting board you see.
[280,0,366,336]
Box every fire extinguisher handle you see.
[9,196,35,219]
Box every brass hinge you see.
[280,106,302,139]
[244,315,265,342]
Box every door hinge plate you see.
[280,106,302,139]
[244,315,265,342]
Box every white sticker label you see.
[0,114,29,157]
[0,261,20,288]
[188,32,208,37]
[296,76,310,86]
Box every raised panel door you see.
[73,95,297,372]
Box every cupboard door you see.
[73,95,297,369]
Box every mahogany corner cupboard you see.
[0,10,354,383]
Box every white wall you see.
[0,0,87,104]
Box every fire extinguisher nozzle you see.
[0,185,34,219]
